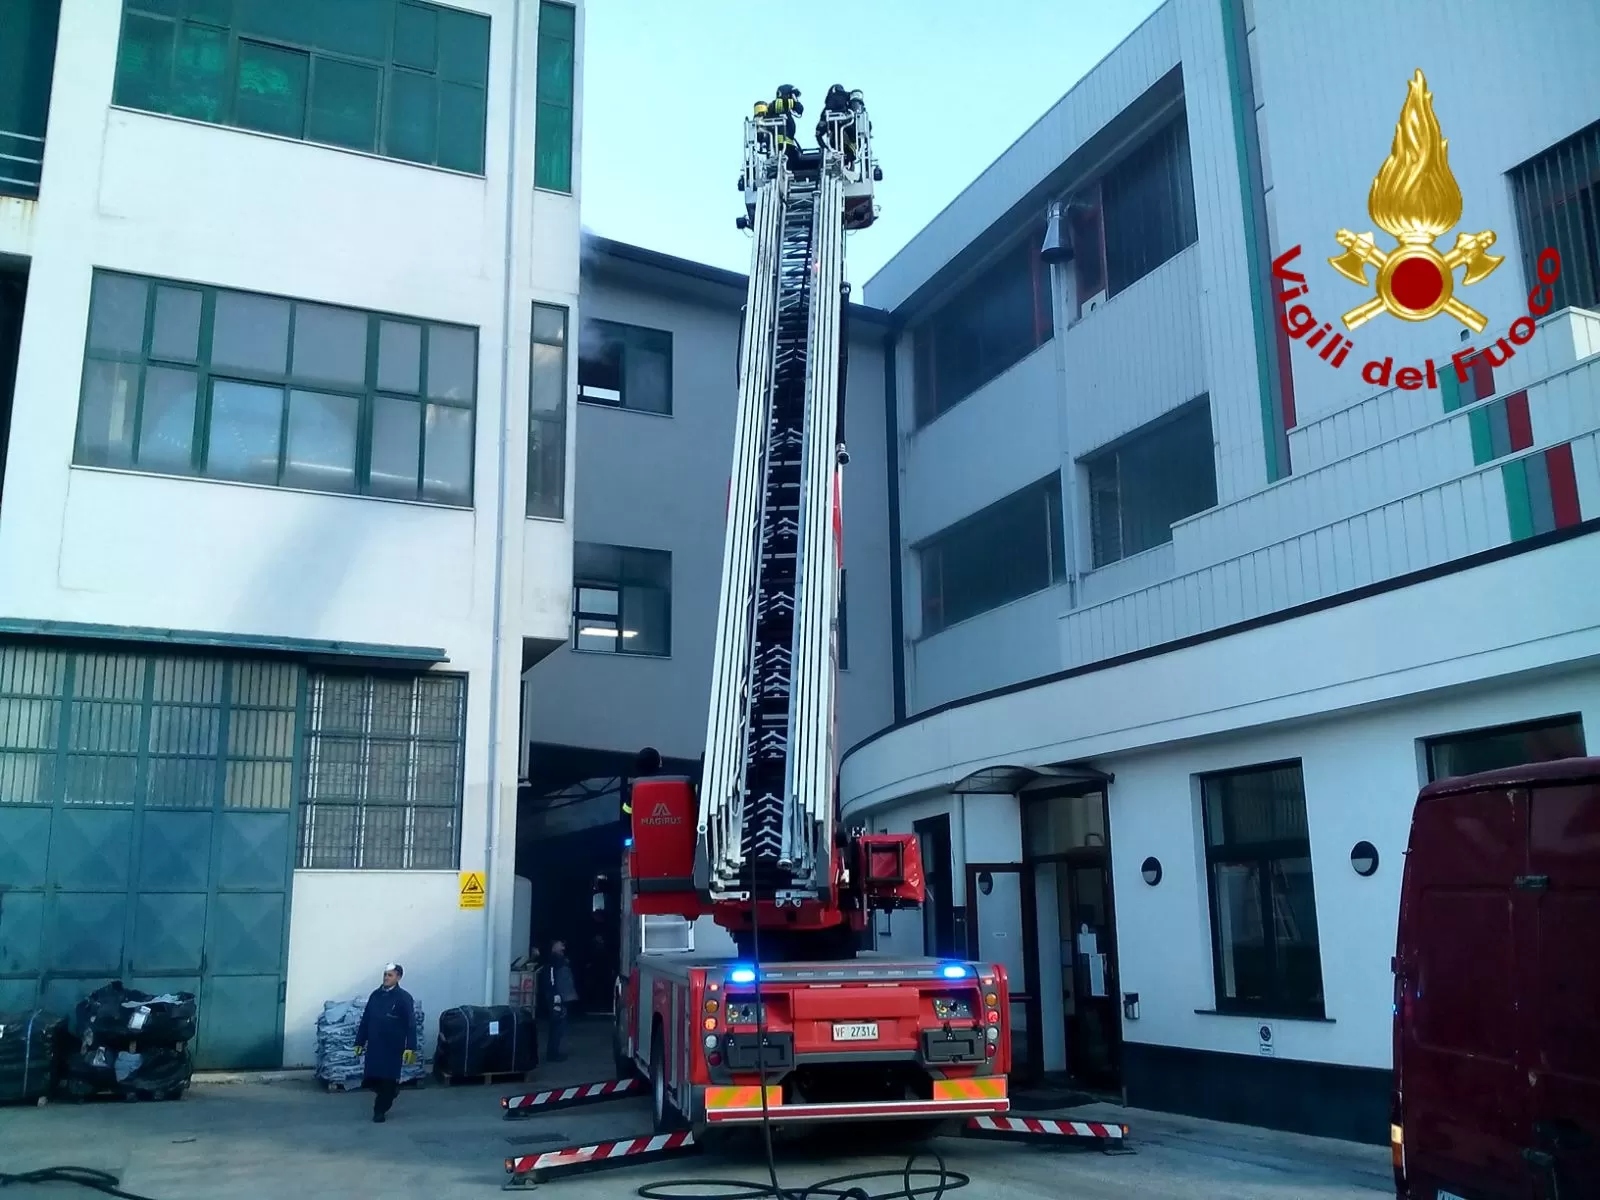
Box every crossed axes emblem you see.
[1328,228,1503,333]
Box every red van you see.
[1391,757,1599,1199]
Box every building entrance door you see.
[964,863,1040,1080]
[1023,789,1122,1093]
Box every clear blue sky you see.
[578,0,1167,291]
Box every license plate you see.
[832,1022,878,1042]
[1436,1191,1468,1200]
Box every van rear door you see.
[1396,784,1532,1198]
[1525,778,1600,1196]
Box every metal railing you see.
[0,128,44,200]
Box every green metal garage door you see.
[0,645,301,1069]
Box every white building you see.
[0,0,583,1071]
[836,0,1600,1144]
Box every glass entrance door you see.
[965,864,1038,1079]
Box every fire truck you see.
[501,90,1129,1187]
[609,90,1016,1136]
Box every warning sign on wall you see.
[459,871,486,909]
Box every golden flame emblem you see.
[1329,70,1502,332]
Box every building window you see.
[534,1,575,192]
[528,302,568,518]
[1066,115,1198,316]
[912,221,1052,426]
[1201,760,1325,1019]
[838,568,849,670]
[1085,396,1216,567]
[918,472,1066,637]
[572,542,671,656]
[297,671,466,870]
[111,0,491,174]
[578,319,672,414]
[75,270,477,506]
[1424,714,1586,783]
[1510,119,1600,313]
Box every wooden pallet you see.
[435,1068,529,1087]
[319,1075,424,1093]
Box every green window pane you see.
[77,361,142,468]
[370,395,422,498]
[307,57,381,152]
[171,22,228,122]
[206,380,284,485]
[213,291,291,374]
[88,274,149,356]
[151,286,202,362]
[184,0,233,25]
[291,303,369,386]
[394,1,438,71]
[535,17,573,105]
[437,7,490,86]
[426,326,476,401]
[234,41,309,139]
[283,389,360,493]
[236,0,315,45]
[114,13,176,113]
[140,0,183,14]
[421,404,472,505]
[137,366,199,474]
[534,101,573,192]
[313,0,389,60]
[437,80,486,173]
[539,2,575,40]
[378,321,421,393]
[386,69,437,164]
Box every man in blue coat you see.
[355,962,417,1123]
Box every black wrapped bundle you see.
[114,1046,193,1098]
[434,1006,537,1077]
[72,983,197,1047]
[0,1010,61,1104]
[57,1044,117,1099]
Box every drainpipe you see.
[483,0,525,1007]
[1042,202,1083,604]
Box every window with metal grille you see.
[577,319,672,414]
[911,221,1053,426]
[528,302,568,518]
[572,542,672,656]
[76,269,478,506]
[1423,714,1585,784]
[1201,760,1325,1019]
[297,671,466,869]
[111,0,491,174]
[0,646,299,810]
[918,472,1066,637]
[1510,118,1600,313]
[1084,396,1217,568]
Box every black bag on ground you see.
[71,982,197,1046]
[56,1044,118,1098]
[0,1010,61,1104]
[434,1006,537,1077]
[115,1045,193,1098]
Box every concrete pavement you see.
[0,1020,1393,1199]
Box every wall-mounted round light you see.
[1350,841,1380,877]
[977,871,994,896]
[1140,856,1162,886]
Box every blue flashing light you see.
[623,837,634,848]
[940,964,970,979]
[728,967,757,984]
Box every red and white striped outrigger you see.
[504,1131,697,1186]
[501,1076,644,1118]
[963,1114,1129,1146]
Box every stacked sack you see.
[434,1005,537,1079]
[0,1010,62,1105]
[58,982,197,1101]
[315,996,428,1089]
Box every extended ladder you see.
[696,102,877,904]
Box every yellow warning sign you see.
[458,870,486,909]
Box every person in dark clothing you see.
[537,940,579,1063]
[816,83,857,163]
[769,84,803,168]
[354,962,417,1123]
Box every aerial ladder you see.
[501,88,1127,1189]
